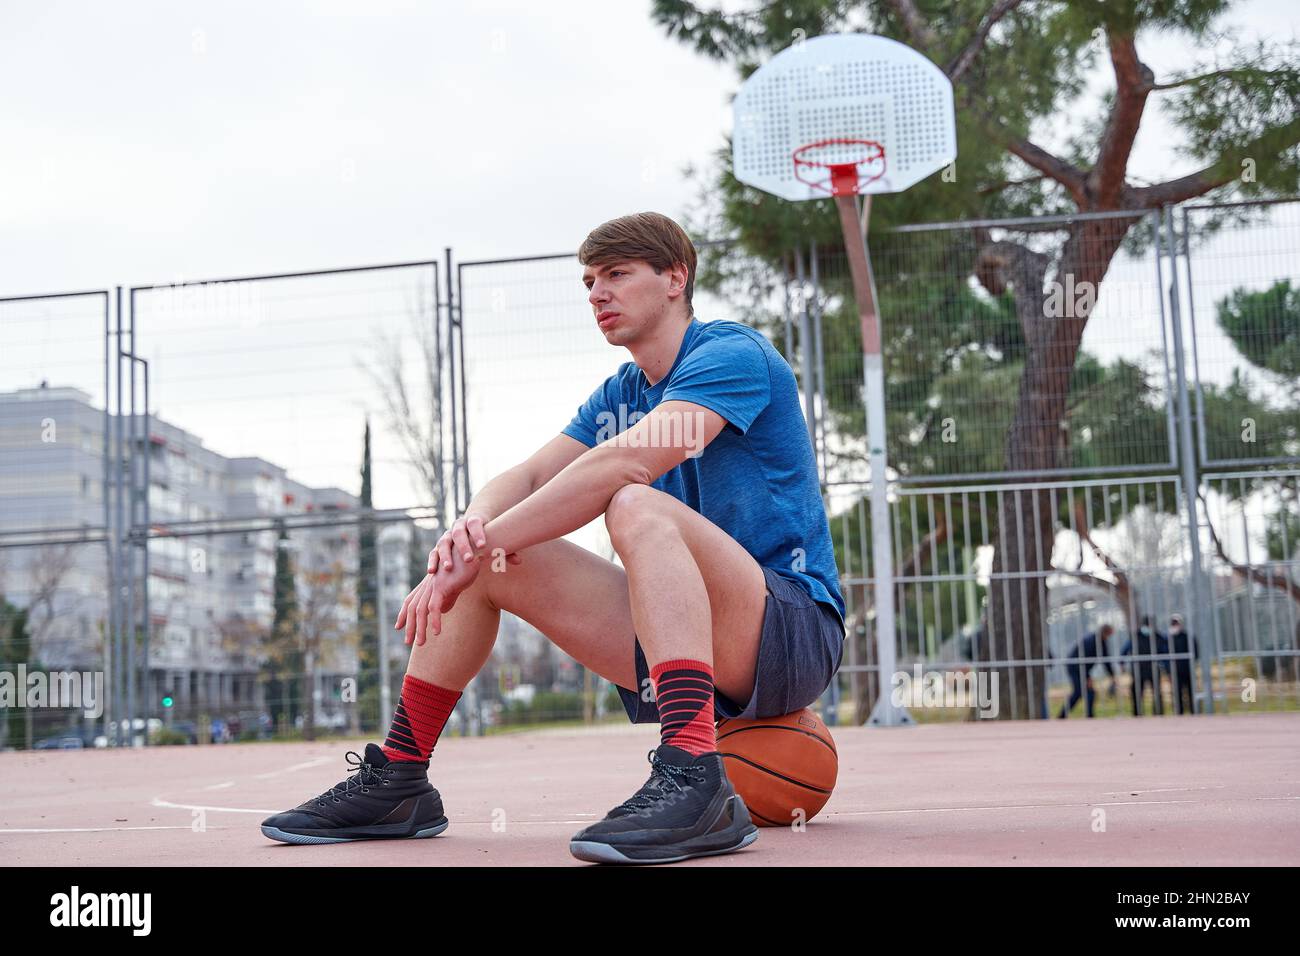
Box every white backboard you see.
[732,33,957,201]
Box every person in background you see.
[1164,613,1198,715]
[1120,615,1168,716]
[1057,624,1117,719]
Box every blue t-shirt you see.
[562,317,846,625]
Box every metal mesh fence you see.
[458,253,624,506]
[1,292,114,747]
[125,262,449,745]
[805,210,1176,484]
[3,199,1300,746]
[1201,469,1300,698]
[0,540,107,748]
[826,475,1235,723]
[1183,200,1300,466]
[0,291,110,532]
[130,262,445,519]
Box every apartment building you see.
[1,383,367,726]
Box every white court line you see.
[145,756,391,817]
[1101,786,1227,795]
[18,795,1283,834]
[149,796,598,826]
[151,755,361,813]
[152,797,279,815]
[143,795,1203,825]
[139,786,1297,829]
[251,756,333,780]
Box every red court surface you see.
[3,713,1297,866]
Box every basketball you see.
[716,708,838,827]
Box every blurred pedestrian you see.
[1120,616,1168,716]
[1164,613,1198,715]
[1057,624,1117,719]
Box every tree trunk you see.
[848,512,948,721]
[986,487,1056,718]
[850,611,880,723]
[977,216,1132,718]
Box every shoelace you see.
[315,751,390,806]
[614,749,707,814]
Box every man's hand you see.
[395,552,480,646]
[428,514,521,574]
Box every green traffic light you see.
[162,695,174,708]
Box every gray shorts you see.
[616,565,846,724]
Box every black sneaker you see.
[569,743,758,864]
[260,743,449,845]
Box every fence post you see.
[810,240,828,485]
[445,247,460,515]
[1162,205,1216,714]
[794,248,816,446]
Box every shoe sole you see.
[261,816,449,845]
[569,794,760,864]
[570,826,758,864]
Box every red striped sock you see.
[651,658,716,757]
[381,674,462,763]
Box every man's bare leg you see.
[404,489,767,714]
[404,536,642,693]
[602,483,767,708]
[263,489,768,852]
[567,482,767,863]
[260,537,645,846]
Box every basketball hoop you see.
[732,33,958,727]
[792,138,886,197]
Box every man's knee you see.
[604,482,669,546]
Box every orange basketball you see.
[716,708,838,827]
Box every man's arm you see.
[466,433,588,523]
[399,401,728,644]
[432,433,587,571]
[477,399,728,560]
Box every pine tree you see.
[266,526,300,735]
[356,421,378,728]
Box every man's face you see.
[582,259,687,346]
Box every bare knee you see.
[604,483,672,551]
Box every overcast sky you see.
[2,1,1296,519]
[3,0,1295,290]
[2,0,737,291]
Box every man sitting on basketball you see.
[261,211,846,864]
